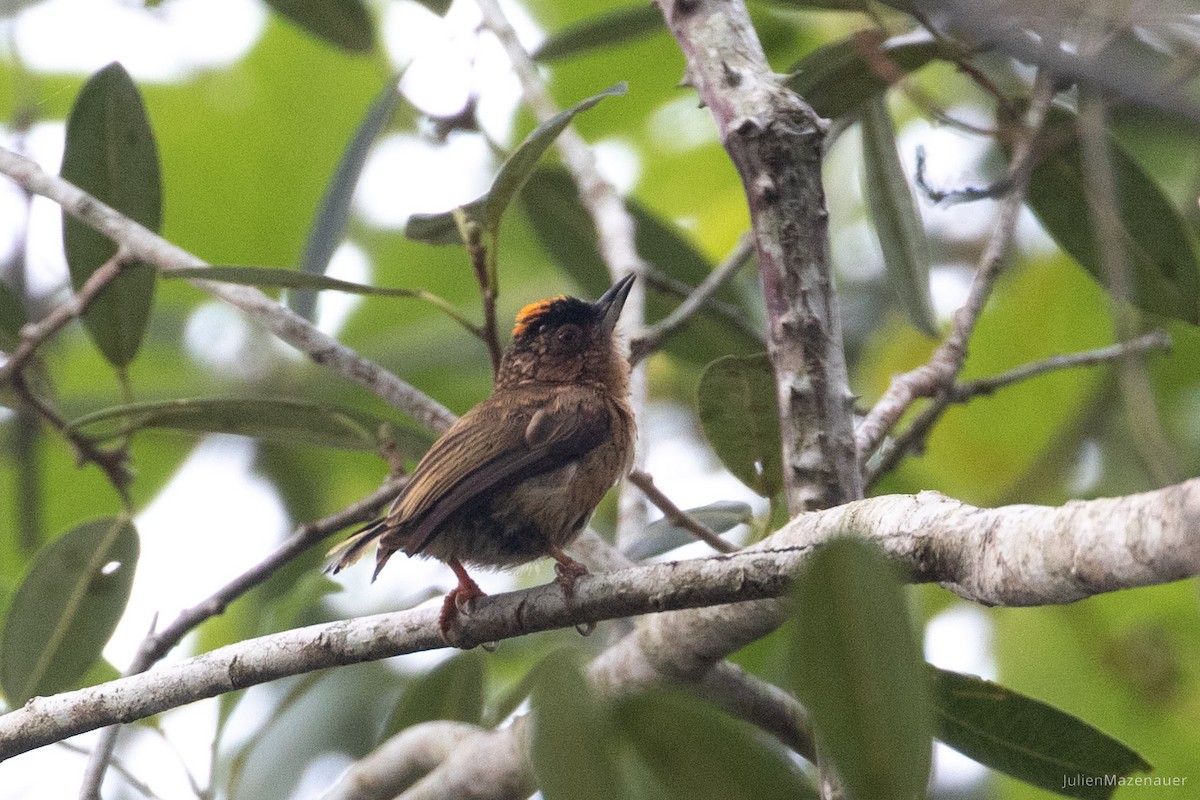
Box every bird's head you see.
[497,273,635,389]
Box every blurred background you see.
[1,0,1199,798]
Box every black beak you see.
[595,273,636,336]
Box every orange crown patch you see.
[512,296,566,336]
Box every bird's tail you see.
[324,518,388,576]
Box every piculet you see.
[327,273,637,636]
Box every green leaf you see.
[61,62,162,369]
[264,0,374,52]
[931,667,1151,799]
[860,95,937,337]
[521,166,762,363]
[623,501,752,561]
[785,32,951,120]
[530,649,628,800]
[68,397,434,456]
[788,538,933,800]
[614,688,818,800]
[0,517,139,705]
[532,5,664,62]
[1024,107,1200,324]
[760,0,867,8]
[697,353,782,497]
[414,0,452,15]
[291,76,405,320]
[384,652,486,737]
[406,83,628,244]
[0,279,26,350]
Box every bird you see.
[327,273,637,637]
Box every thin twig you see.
[856,70,1057,466]
[0,146,456,434]
[866,330,1173,486]
[630,234,755,365]
[627,469,738,554]
[75,477,406,798]
[640,267,764,343]
[453,209,502,376]
[0,251,128,385]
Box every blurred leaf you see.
[384,652,486,737]
[0,517,138,705]
[530,649,628,800]
[533,5,664,62]
[614,688,818,800]
[860,95,937,337]
[521,166,761,363]
[69,397,433,455]
[291,76,404,320]
[697,353,782,497]
[785,32,950,120]
[1024,107,1200,324]
[406,83,628,244]
[788,538,932,800]
[623,501,752,560]
[264,0,374,52]
[414,0,452,15]
[760,0,867,8]
[61,61,161,369]
[0,280,25,349]
[931,667,1151,799]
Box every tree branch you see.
[5,478,1198,763]
[0,146,456,435]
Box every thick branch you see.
[0,146,455,434]
[4,478,1197,763]
[657,0,860,514]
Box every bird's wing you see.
[388,389,611,556]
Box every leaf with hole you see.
[623,501,752,560]
[533,4,664,62]
[406,83,627,244]
[291,76,406,320]
[788,538,933,800]
[61,62,161,368]
[264,0,374,52]
[0,517,139,705]
[860,95,937,336]
[1023,107,1200,324]
[931,666,1150,799]
[697,353,782,497]
[68,397,433,457]
[385,652,486,737]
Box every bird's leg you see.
[439,558,486,642]
[548,546,594,636]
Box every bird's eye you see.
[553,324,582,349]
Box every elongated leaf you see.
[860,95,937,336]
[614,688,818,800]
[521,166,762,363]
[406,84,627,244]
[265,0,374,52]
[697,353,782,497]
[291,77,404,320]
[931,667,1151,799]
[785,32,951,120]
[0,279,25,349]
[385,652,486,737]
[530,649,628,800]
[788,538,933,800]
[0,517,139,705]
[1025,107,1200,324]
[61,62,161,368]
[623,501,752,560]
[68,397,434,456]
[533,5,664,62]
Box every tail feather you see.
[324,518,388,575]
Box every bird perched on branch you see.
[328,274,637,637]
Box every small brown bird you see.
[328,274,636,635]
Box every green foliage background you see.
[2,1,1199,798]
